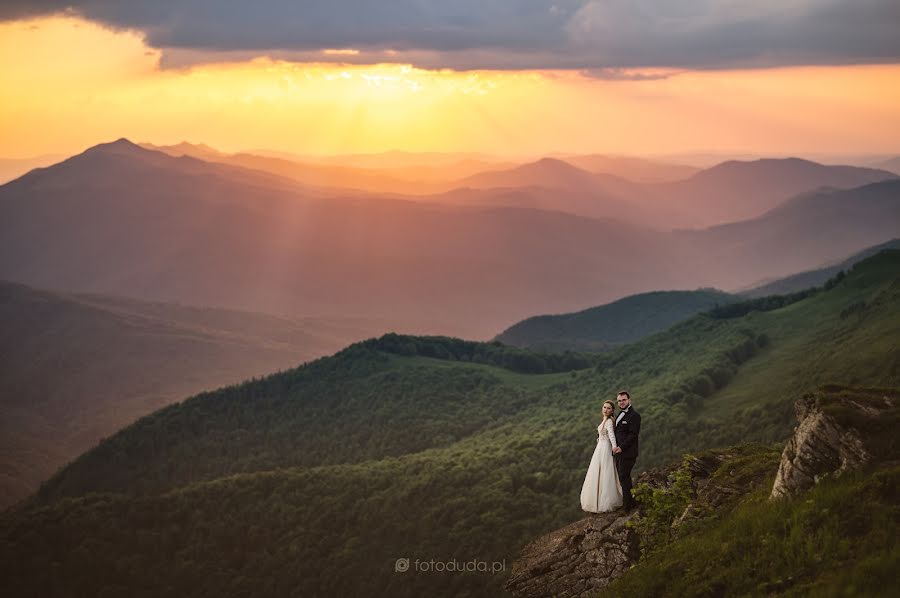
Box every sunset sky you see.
[1,1,899,159]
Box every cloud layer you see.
[4,0,899,70]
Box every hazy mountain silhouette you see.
[875,156,900,175]
[0,279,394,509]
[494,289,736,352]
[140,141,228,162]
[431,184,653,223]
[152,142,518,193]
[2,139,897,338]
[443,158,655,221]
[498,233,900,352]
[649,157,897,227]
[555,153,699,182]
[141,141,454,194]
[674,180,900,290]
[740,238,900,297]
[9,137,321,197]
[453,156,896,229]
[456,157,640,196]
[0,140,677,337]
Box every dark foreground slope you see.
[1,251,898,597]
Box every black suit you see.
[614,406,641,508]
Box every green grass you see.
[609,464,900,597]
[704,251,900,419]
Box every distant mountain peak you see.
[704,156,817,173]
[104,137,140,149]
[528,157,584,171]
[84,137,149,157]
[139,141,226,158]
[174,141,218,152]
[455,156,599,191]
[501,157,596,179]
[690,156,898,188]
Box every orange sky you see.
[1,15,899,160]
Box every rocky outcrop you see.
[504,448,769,597]
[771,386,897,499]
[503,510,639,597]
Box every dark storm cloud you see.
[3,1,899,70]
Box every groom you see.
[612,390,641,510]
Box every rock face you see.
[771,386,897,499]
[503,510,640,598]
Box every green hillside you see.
[494,289,737,352]
[3,250,899,597]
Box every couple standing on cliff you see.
[579,390,642,513]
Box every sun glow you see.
[1,15,899,159]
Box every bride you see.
[580,399,623,512]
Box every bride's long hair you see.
[600,400,616,426]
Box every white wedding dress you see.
[580,418,623,513]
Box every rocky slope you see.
[503,510,639,597]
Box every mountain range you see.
[136,141,897,228]
[439,155,896,228]
[2,138,898,339]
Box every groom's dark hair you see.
[617,390,630,399]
